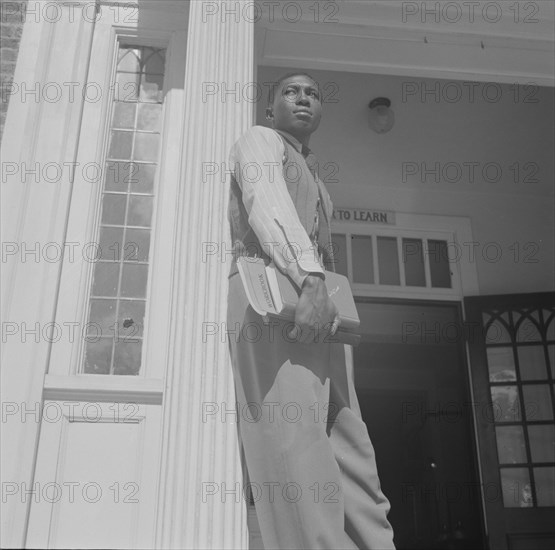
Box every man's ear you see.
[265,108,274,120]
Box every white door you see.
[26,3,189,547]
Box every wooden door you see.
[465,292,555,550]
[25,3,189,547]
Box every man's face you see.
[269,75,322,142]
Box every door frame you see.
[353,295,488,548]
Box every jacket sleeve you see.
[230,125,324,289]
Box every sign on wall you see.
[332,208,396,224]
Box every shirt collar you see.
[274,129,310,155]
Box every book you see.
[236,256,361,346]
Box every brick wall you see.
[1,1,27,140]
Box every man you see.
[227,72,395,549]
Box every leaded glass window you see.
[483,308,555,507]
[83,44,166,375]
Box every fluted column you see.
[155,1,254,548]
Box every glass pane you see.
[109,130,133,159]
[131,163,156,193]
[377,237,400,285]
[139,73,164,102]
[491,386,521,422]
[487,347,516,382]
[516,313,542,343]
[522,385,554,421]
[125,229,150,262]
[98,227,124,261]
[121,264,149,298]
[330,234,347,277]
[119,300,146,339]
[127,195,153,227]
[545,311,554,340]
[133,133,159,162]
[115,72,140,102]
[351,235,373,284]
[91,262,120,297]
[112,102,136,129]
[83,338,113,374]
[88,299,117,336]
[495,426,527,464]
[485,318,512,345]
[105,161,130,192]
[402,238,425,287]
[117,48,141,73]
[113,341,142,375]
[534,467,555,506]
[137,103,162,132]
[500,468,533,507]
[142,48,165,75]
[428,239,451,288]
[528,425,555,463]
[518,345,548,380]
[101,194,127,226]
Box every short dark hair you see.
[267,71,320,106]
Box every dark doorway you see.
[353,299,486,550]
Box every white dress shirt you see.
[230,125,325,289]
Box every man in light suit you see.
[227,72,395,549]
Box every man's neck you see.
[274,128,311,152]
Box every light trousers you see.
[227,273,395,550]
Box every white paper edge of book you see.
[265,264,284,313]
[236,258,269,316]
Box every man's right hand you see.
[288,275,341,343]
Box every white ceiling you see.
[254,0,555,85]
[335,0,555,40]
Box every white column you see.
[155,1,254,548]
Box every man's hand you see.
[288,275,341,343]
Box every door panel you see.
[465,292,555,550]
[27,402,161,549]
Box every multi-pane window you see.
[484,307,555,507]
[83,44,167,375]
[331,233,453,290]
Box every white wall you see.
[256,67,554,295]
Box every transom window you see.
[82,43,167,375]
[332,232,454,292]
